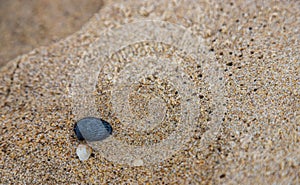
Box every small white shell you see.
[76,144,92,161]
[132,158,144,166]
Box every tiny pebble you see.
[132,158,144,166]
[74,117,113,142]
[76,144,92,161]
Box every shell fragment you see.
[76,144,92,161]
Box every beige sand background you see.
[0,0,103,67]
[0,0,299,184]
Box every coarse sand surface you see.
[0,0,299,184]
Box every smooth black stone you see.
[74,117,113,141]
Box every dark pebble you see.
[74,117,113,142]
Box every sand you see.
[0,0,299,184]
[0,0,103,67]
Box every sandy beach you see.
[0,0,299,184]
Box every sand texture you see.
[0,0,103,67]
[0,0,299,184]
